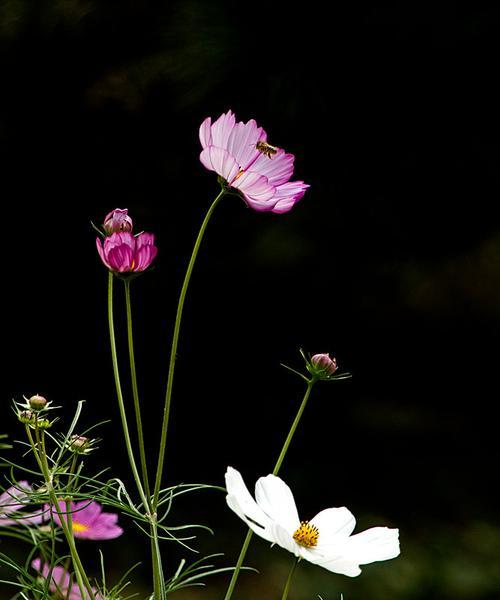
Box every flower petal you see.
[199,116,212,148]
[225,467,275,543]
[271,181,310,214]
[210,110,236,149]
[254,474,300,534]
[344,527,400,564]
[231,171,276,210]
[308,526,400,577]
[250,150,295,187]
[199,146,241,183]
[309,507,357,543]
[270,521,301,557]
[226,119,266,171]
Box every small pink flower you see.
[199,110,309,213]
[32,559,103,600]
[0,481,44,527]
[50,500,123,540]
[103,208,133,235]
[310,353,338,376]
[96,231,158,273]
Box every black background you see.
[2,2,500,599]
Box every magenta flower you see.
[199,110,309,213]
[96,231,157,273]
[0,481,43,527]
[50,500,123,540]
[32,559,103,600]
[103,208,133,235]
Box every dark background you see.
[2,2,500,599]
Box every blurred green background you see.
[1,1,500,598]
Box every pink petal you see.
[199,146,241,182]
[96,238,111,269]
[231,171,276,208]
[226,120,267,172]
[271,181,310,214]
[250,150,295,186]
[72,500,102,526]
[199,116,212,148]
[209,110,236,149]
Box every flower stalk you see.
[25,423,96,600]
[222,378,317,600]
[107,272,164,599]
[152,188,226,508]
[281,558,300,600]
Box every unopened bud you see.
[19,409,35,424]
[28,395,48,411]
[69,435,89,453]
[310,353,337,375]
[103,208,133,235]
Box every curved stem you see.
[153,189,226,508]
[223,379,317,600]
[107,273,149,511]
[281,558,300,600]
[124,279,151,501]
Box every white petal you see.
[310,507,356,544]
[270,522,301,557]
[254,474,300,534]
[307,526,400,577]
[344,527,400,564]
[225,467,275,543]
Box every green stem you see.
[281,558,300,600]
[27,426,96,600]
[124,279,151,501]
[223,379,316,600]
[107,273,149,511]
[153,188,225,508]
[273,380,315,475]
[108,273,164,599]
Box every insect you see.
[255,140,278,158]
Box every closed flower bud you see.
[18,409,35,424]
[28,395,48,411]
[103,208,133,235]
[310,353,338,376]
[68,435,89,453]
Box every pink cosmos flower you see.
[96,231,158,273]
[103,208,133,235]
[50,500,123,540]
[32,559,103,600]
[0,481,44,527]
[199,110,309,213]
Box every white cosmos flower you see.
[225,467,400,577]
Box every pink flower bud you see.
[310,353,338,376]
[96,231,158,273]
[103,208,133,235]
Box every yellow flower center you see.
[293,521,319,548]
[72,522,90,533]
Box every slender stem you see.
[273,380,315,475]
[153,188,225,508]
[107,273,149,511]
[281,558,300,600]
[223,379,317,600]
[124,279,151,501]
[26,425,96,600]
[108,273,164,599]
